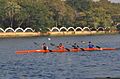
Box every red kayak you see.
[16,48,116,54]
[16,48,81,54]
[83,48,116,51]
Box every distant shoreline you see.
[0,31,118,38]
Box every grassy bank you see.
[0,32,40,38]
[0,31,119,38]
[48,31,119,36]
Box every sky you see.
[108,0,120,3]
[93,0,120,3]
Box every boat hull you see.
[16,48,81,54]
[83,48,116,51]
[16,48,116,54]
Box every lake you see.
[0,34,120,79]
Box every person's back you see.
[88,42,94,48]
[42,43,48,50]
[58,43,64,49]
[72,43,79,49]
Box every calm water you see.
[0,34,120,79]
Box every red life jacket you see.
[58,45,64,49]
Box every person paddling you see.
[72,43,79,49]
[57,43,64,49]
[88,41,94,48]
[42,43,48,50]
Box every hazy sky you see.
[108,0,120,3]
[93,0,120,3]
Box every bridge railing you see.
[0,26,111,33]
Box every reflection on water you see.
[0,34,120,79]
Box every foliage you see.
[0,0,119,32]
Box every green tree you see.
[44,0,75,28]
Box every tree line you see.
[0,0,120,32]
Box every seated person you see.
[42,43,48,50]
[88,41,94,48]
[72,43,79,49]
[57,43,64,49]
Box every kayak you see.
[83,48,116,51]
[16,48,116,54]
[16,48,81,54]
[16,49,50,54]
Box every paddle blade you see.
[50,43,55,46]
[116,48,120,50]
[49,50,53,52]
[77,45,79,48]
[96,46,101,48]
[80,48,84,51]
[72,45,75,48]
[65,48,70,51]
[33,42,39,46]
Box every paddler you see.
[72,43,79,49]
[42,43,48,50]
[57,43,64,49]
[88,41,94,48]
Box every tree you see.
[44,0,75,28]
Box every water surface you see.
[0,34,120,79]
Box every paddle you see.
[96,46,101,49]
[75,45,85,51]
[50,43,70,51]
[66,42,85,51]
[116,48,120,50]
[33,42,40,47]
[50,43,55,46]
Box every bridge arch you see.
[75,27,83,31]
[60,27,67,32]
[15,27,24,32]
[97,27,105,31]
[67,27,75,31]
[50,27,60,32]
[47,28,51,32]
[116,23,120,26]
[5,27,15,32]
[83,27,91,31]
[0,28,5,32]
[24,27,34,32]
